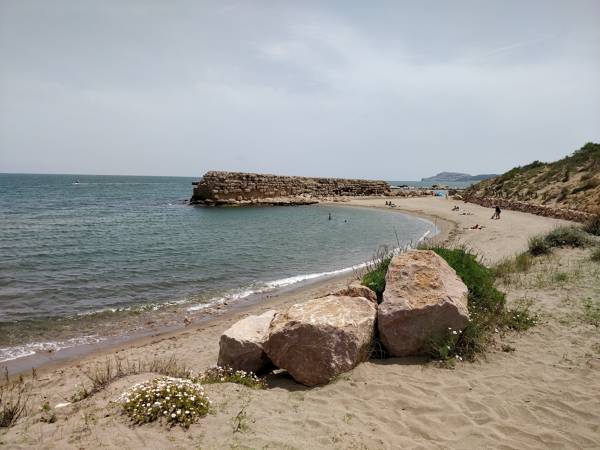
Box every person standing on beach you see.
[491,205,501,219]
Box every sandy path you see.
[2,198,598,449]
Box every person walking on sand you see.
[491,205,501,220]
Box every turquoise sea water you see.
[0,174,436,363]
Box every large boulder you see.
[330,281,378,303]
[378,250,469,356]
[264,295,377,386]
[217,310,276,373]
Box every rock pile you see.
[190,171,390,206]
[217,250,470,386]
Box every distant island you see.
[421,172,498,182]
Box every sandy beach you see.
[2,197,599,449]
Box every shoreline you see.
[2,196,595,450]
[2,201,444,377]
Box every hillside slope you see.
[464,143,600,216]
[421,172,497,182]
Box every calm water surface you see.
[0,174,436,362]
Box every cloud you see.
[0,1,599,177]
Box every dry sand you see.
[1,197,599,449]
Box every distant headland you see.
[421,172,498,182]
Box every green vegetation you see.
[70,356,193,402]
[494,252,533,281]
[584,213,600,236]
[119,377,210,428]
[528,226,590,257]
[591,246,600,262]
[39,402,56,424]
[465,142,600,213]
[195,366,266,389]
[502,302,539,331]
[581,299,600,327]
[361,249,391,300]
[427,248,537,363]
[527,235,551,256]
[543,226,590,248]
[0,370,29,428]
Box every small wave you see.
[0,335,105,363]
[186,230,433,313]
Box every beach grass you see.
[0,370,29,428]
[360,247,392,300]
[71,356,193,402]
[583,213,600,236]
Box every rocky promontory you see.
[190,171,390,206]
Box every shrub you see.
[503,304,539,331]
[591,246,600,262]
[584,213,600,236]
[528,235,551,256]
[428,248,507,361]
[0,374,29,428]
[119,377,210,428]
[544,226,589,248]
[195,366,266,389]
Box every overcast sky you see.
[1,1,599,179]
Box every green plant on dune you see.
[428,248,538,363]
[543,226,590,249]
[591,246,600,263]
[360,247,392,300]
[195,366,266,389]
[528,235,551,256]
[584,213,600,236]
[119,377,211,428]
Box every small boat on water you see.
[72,179,80,185]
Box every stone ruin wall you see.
[463,195,592,223]
[191,171,391,205]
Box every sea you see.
[0,174,437,367]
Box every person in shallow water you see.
[328,212,332,220]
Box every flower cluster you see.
[195,366,267,389]
[119,377,211,427]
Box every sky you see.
[0,0,599,179]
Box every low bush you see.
[428,248,538,363]
[503,304,539,331]
[0,372,29,428]
[428,248,506,361]
[195,366,266,389]
[584,213,600,236]
[119,377,210,428]
[544,226,589,249]
[591,246,600,262]
[528,235,551,256]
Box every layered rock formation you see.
[190,171,390,206]
[378,250,469,356]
